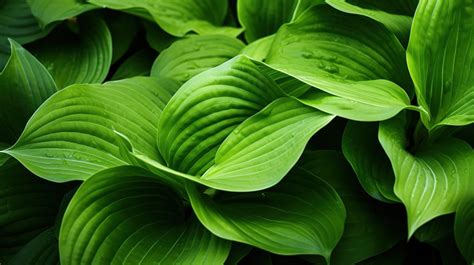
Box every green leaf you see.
[265,5,412,122]
[414,215,454,243]
[0,40,57,144]
[111,48,156,81]
[299,150,405,265]
[407,0,474,129]
[4,77,179,182]
[342,121,398,203]
[28,16,112,89]
[143,20,177,52]
[187,167,345,260]
[0,0,50,68]
[202,97,334,191]
[7,227,59,265]
[455,198,474,264]
[379,114,474,237]
[151,35,245,84]
[291,0,326,20]
[105,12,138,64]
[326,0,418,44]
[59,166,231,265]
[87,0,242,37]
[26,0,97,27]
[240,35,275,61]
[157,55,284,176]
[0,160,65,262]
[237,0,298,43]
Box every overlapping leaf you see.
[111,48,156,80]
[379,114,474,237]
[407,0,474,129]
[28,16,112,89]
[151,35,245,83]
[265,5,412,121]
[3,77,179,182]
[7,227,59,265]
[187,167,345,261]
[26,0,97,27]
[60,166,231,265]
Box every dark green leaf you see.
[454,198,474,264]
[111,48,156,80]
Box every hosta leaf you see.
[326,0,418,44]
[28,16,112,89]
[0,160,65,262]
[60,166,231,265]
[187,167,345,260]
[0,0,50,68]
[414,215,454,243]
[240,35,275,61]
[237,0,298,43]
[407,0,474,129]
[342,121,398,203]
[7,227,59,265]
[0,40,57,144]
[26,0,97,27]
[266,5,412,122]
[454,198,474,264]
[105,13,138,64]
[157,55,284,176]
[143,20,177,52]
[299,150,405,265]
[111,48,156,81]
[291,0,326,20]
[202,97,334,191]
[379,114,474,237]
[87,0,242,37]
[3,77,179,182]
[151,35,245,84]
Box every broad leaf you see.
[407,0,474,129]
[0,0,50,68]
[27,0,97,27]
[7,227,59,265]
[87,0,242,37]
[342,121,398,203]
[187,167,345,261]
[143,20,177,52]
[111,48,156,80]
[151,35,245,84]
[0,160,65,262]
[237,0,298,43]
[379,114,474,237]
[299,150,405,265]
[60,166,231,264]
[0,40,57,144]
[265,5,412,121]
[291,0,326,20]
[4,77,179,182]
[326,0,418,44]
[240,35,275,61]
[414,215,454,243]
[105,12,138,64]
[157,55,284,176]
[454,198,474,264]
[28,16,112,89]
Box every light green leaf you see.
[157,55,284,176]
[27,0,97,27]
[0,40,57,144]
[202,97,334,191]
[379,114,474,237]
[326,0,418,44]
[0,160,66,262]
[237,0,298,43]
[240,35,275,61]
[342,121,398,203]
[105,12,138,64]
[266,5,412,122]
[3,77,179,182]
[455,198,474,264]
[151,35,245,84]
[187,167,345,260]
[59,166,231,265]
[0,0,50,68]
[7,227,59,265]
[299,150,405,265]
[111,48,156,80]
[407,0,474,129]
[28,16,112,89]
[291,0,326,20]
[87,0,242,37]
